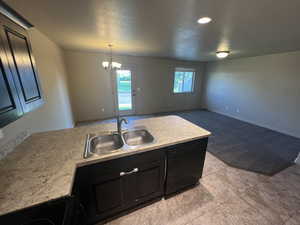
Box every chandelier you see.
[102,44,122,70]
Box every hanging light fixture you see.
[216,51,230,59]
[102,44,122,70]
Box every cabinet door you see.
[134,160,164,204]
[77,168,125,224]
[74,157,129,225]
[94,176,124,214]
[0,37,23,128]
[0,14,43,113]
[120,153,165,207]
[120,161,163,207]
[165,138,208,197]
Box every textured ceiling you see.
[4,0,300,61]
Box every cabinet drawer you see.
[78,150,165,181]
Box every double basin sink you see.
[84,129,155,159]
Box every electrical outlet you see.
[237,108,240,113]
[225,106,229,111]
[101,108,105,112]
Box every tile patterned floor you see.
[99,152,300,225]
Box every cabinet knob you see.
[120,168,139,176]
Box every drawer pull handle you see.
[120,168,139,176]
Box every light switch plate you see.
[0,129,4,139]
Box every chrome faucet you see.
[117,116,128,134]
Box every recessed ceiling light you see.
[216,51,230,59]
[197,17,212,24]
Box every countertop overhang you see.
[0,115,211,216]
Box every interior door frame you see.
[112,66,136,116]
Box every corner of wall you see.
[295,153,300,165]
[0,129,30,160]
[60,49,75,127]
[200,61,210,108]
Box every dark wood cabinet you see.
[73,139,208,224]
[135,161,162,202]
[74,150,165,225]
[0,14,43,114]
[93,171,124,217]
[0,12,43,128]
[165,138,208,197]
[0,197,74,225]
[0,37,23,127]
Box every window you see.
[173,68,195,93]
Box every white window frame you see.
[173,67,196,94]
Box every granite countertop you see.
[0,115,211,216]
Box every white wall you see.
[0,29,74,157]
[203,51,300,138]
[64,50,205,122]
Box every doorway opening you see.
[116,70,135,115]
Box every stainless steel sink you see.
[84,133,123,158]
[83,129,155,159]
[122,129,154,146]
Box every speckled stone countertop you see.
[0,116,211,216]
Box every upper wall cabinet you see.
[0,36,23,127]
[0,13,44,128]
[0,14,43,114]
